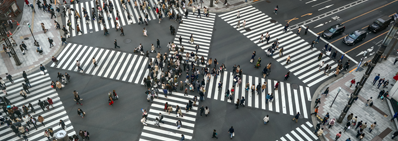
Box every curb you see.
[3,11,65,81]
[310,66,358,141]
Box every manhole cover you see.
[266,0,271,3]
[270,20,277,23]
[124,39,132,44]
[24,37,29,40]
[291,84,298,89]
[245,28,251,32]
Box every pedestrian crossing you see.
[63,0,200,37]
[205,71,311,119]
[278,121,318,141]
[64,0,159,36]
[218,6,338,87]
[0,71,76,141]
[50,43,150,84]
[139,92,198,141]
[169,12,216,67]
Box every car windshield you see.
[348,32,359,39]
[374,20,383,26]
[328,27,337,33]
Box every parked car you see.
[322,24,345,39]
[368,15,394,33]
[343,30,367,45]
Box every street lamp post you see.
[330,87,341,108]
[27,23,36,41]
[337,21,398,123]
[0,27,22,66]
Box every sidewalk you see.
[312,57,398,141]
[185,0,265,13]
[0,1,64,78]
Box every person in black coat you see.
[38,100,45,111]
[22,83,30,93]
[77,108,84,118]
[59,120,66,130]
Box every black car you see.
[343,30,367,46]
[367,16,394,33]
[322,24,345,39]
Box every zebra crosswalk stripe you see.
[279,122,318,141]
[219,5,338,87]
[0,72,76,141]
[51,43,150,85]
[170,12,216,66]
[204,71,311,119]
[280,82,286,114]
[139,92,198,140]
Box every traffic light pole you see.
[0,27,22,66]
[337,21,398,123]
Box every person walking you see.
[176,120,182,129]
[263,115,269,124]
[114,39,120,48]
[59,120,66,130]
[141,117,147,126]
[5,73,13,83]
[226,126,235,139]
[22,83,30,93]
[92,57,98,67]
[200,106,204,116]
[305,26,309,35]
[311,106,319,116]
[373,74,380,85]
[346,113,353,122]
[212,129,218,139]
[120,27,124,36]
[284,72,290,80]
[104,27,109,35]
[143,28,148,37]
[38,115,45,126]
[204,106,210,116]
[44,130,50,140]
[329,118,336,128]
[24,77,32,88]
[76,60,84,72]
[286,55,291,64]
[283,23,289,33]
[317,128,324,137]
[30,116,38,130]
[369,122,376,133]
[335,131,342,140]
[274,5,278,15]
[39,64,46,75]
[322,87,329,96]
[292,112,300,123]
[159,113,165,123]
[344,121,351,132]
[366,97,373,106]
[155,117,161,127]
[20,90,28,99]
[77,108,85,118]
[392,131,398,139]
[296,27,301,35]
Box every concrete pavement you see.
[311,57,398,141]
[0,0,65,79]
